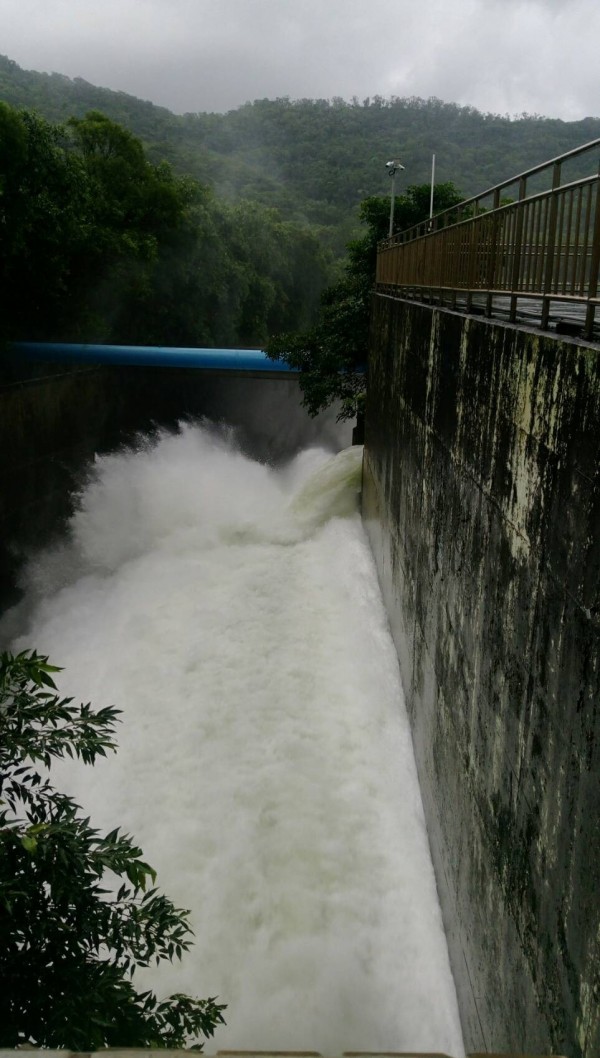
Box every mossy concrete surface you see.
[363,296,599,1057]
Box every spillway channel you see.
[10,421,464,1056]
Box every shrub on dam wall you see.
[0,648,226,1049]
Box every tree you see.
[265,183,464,425]
[0,649,226,1049]
[0,102,331,352]
[386,181,466,237]
[0,104,92,344]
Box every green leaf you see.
[1,645,226,1048]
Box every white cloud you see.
[1,0,598,118]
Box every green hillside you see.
[2,53,599,236]
[0,104,332,350]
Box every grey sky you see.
[2,0,598,119]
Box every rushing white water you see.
[11,422,464,1056]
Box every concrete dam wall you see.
[363,295,599,1057]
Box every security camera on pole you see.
[386,159,405,237]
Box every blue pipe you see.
[11,342,298,373]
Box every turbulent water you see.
[11,421,464,1056]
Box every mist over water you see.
[10,422,464,1056]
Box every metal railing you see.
[376,139,600,341]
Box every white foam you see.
[13,422,464,1056]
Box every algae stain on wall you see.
[364,295,600,1058]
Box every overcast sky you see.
[2,0,598,120]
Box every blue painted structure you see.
[12,342,298,373]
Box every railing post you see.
[540,161,563,329]
[509,177,528,322]
[584,175,600,341]
[485,189,502,317]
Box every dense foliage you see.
[0,102,330,348]
[0,648,226,1049]
[2,52,599,241]
[265,183,464,422]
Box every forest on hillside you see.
[2,53,599,243]
[0,103,330,349]
[0,92,463,416]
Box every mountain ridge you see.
[2,52,599,232]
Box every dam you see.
[1,306,598,1057]
[2,137,598,1057]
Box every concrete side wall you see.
[363,296,599,1058]
[0,364,127,613]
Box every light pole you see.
[386,159,405,237]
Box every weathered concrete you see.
[363,296,599,1057]
[0,362,124,613]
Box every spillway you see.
[9,421,464,1056]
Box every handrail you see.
[384,137,600,247]
[438,136,600,219]
[376,140,600,340]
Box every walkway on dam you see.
[377,138,600,347]
[384,290,600,343]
